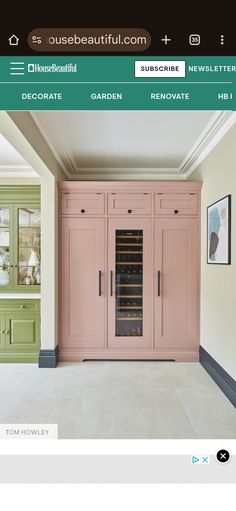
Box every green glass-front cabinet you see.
[0,186,41,362]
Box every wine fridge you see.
[108,218,152,349]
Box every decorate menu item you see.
[115,230,143,336]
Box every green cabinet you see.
[0,300,40,362]
[0,187,41,293]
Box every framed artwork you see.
[207,195,231,264]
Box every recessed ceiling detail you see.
[27,110,236,180]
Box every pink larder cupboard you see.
[59,181,201,362]
[154,217,198,350]
[60,217,105,349]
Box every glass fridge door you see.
[115,229,143,337]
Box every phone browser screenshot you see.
[0,20,235,509]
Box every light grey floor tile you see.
[0,361,235,439]
[176,387,236,438]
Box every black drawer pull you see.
[81,209,85,213]
[157,271,161,296]
[174,210,179,214]
[128,209,132,214]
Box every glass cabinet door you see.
[115,230,143,337]
[0,207,13,290]
[108,218,152,349]
[17,207,41,288]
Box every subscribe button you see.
[135,61,186,78]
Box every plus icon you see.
[161,35,171,45]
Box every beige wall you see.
[190,123,236,380]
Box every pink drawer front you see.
[108,193,152,215]
[155,193,198,216]
[61,193,104,215]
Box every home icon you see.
[9,35,19,46]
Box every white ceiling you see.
[30,110,232,180]
[0,132,38,177]
[1,110,234,180]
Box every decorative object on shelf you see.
[0,230,9,246]
[35,267,41,284]
[0,268,9,286]
[27,249,40,267]
[207,195,231,264]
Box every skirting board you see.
[200,346,236,408]
[38,346,59,368]
[59,349,199,363]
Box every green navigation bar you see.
[0,56,235,109]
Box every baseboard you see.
[0,352,39,363]
[38,346,59,368]
[59,348,199,362]
[200,346,236,408]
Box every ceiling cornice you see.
[30,110,236,181]
[178,111,236,177]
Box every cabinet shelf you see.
[117,284,142,287]
[19,245,40,249]
[116,236,143,239]
[116,243,142,247]
[116,251,143,254]
[118,306,143,309]
[116,262,143,265]
[116,318,143,321]
[116,295,143,298]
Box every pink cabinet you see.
[59,182,201,361]
[61,192,104,215]
[108,193,152,215]
[60,217,105,349]
[154,218,199,350]
[155,193,198,216]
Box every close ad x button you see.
[216,449,231,464]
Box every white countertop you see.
[0,294,41,299]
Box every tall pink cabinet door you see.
[154,218,199,350]
[108,218,152,349]
[60,218,105,349]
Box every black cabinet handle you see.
[99,270,102,296]
[110,271,113,296]
[157,271,161,296]
[81,209,85,213]
[174,209,179,214]
[128,209,132,214]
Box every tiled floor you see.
[0,361,236,438]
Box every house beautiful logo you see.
[27,63,78,73]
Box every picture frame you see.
[207,195,231,265]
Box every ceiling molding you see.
[178,111,236,178]
[71,172,186,181]
[29,110,236,181]
[30,112,73,178]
